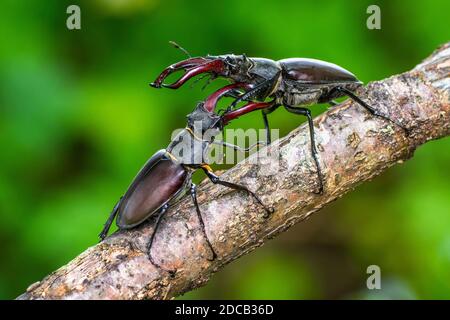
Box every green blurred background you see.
[0,0,449,299]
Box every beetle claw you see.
[313,186,324,195]
[262,206,275,219]
[151,57,226,89]
[148,251,177,276]
[168,270,176,278]
[206,249,217,261]
[150,260,177,277]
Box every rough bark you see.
[18,43,450,300]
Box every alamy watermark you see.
[366,265,381,290]
[66,5,81,30]
[367,5,381,30]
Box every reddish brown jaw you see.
[202,84,275,124]
[203,83,253,112]
[222,101,275,125]
[150,58,226,89]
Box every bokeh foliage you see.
[0,0,449,299]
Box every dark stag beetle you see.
[99,83,273,275]
[150,43,409,193]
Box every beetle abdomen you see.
[279,58,359,84]
[282,89,323,106]
[116,151,188,229]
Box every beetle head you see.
[212,54,255,82]
[187,102,223,137]
[150,52,256,89]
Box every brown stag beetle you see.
[99,83,272,275]
[150,43,409,193]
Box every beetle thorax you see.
[167,129,208,165]
[166,103,223,165]
[186,102,222,132]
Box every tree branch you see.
[18,43,449,300]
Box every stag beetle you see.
[99,83,272,275]
[150,44,409,193]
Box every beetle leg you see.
[228,78,275,111]
[223,88,243,99]
[261,104,281,144]
[201,164,274,218]
[189,73,210,89]
[190,183,217,261]
[333,86,410,134]
[228,71,281,111]
[262,112,271,144]
[99,196,123,241]
[147,203,176,277]
[328,100,339,107]
[212,139,266,152]
[222,100,279,149]
[283,106,324,195]
[201,74,217,91]
[215,88,244,113]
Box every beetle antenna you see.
[169,41,192,58]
